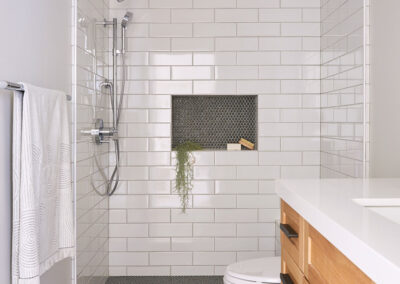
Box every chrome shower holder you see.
[81,118,117,145]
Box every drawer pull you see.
[280,223,298,239]
[280,273,294,284]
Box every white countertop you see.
[276,179,400,284]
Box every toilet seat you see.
[224,256,281,284]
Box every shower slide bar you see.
[0,80,72,101]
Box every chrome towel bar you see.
[0,80,72,101]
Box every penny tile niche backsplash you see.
[107,0,322,276]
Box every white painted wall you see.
[370,0,400,177]
[0,1,72,283]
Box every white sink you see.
[353,198,400,225]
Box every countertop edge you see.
[276,179,400,284]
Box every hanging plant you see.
[174,141,202,212]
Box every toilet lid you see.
[226,257,281,283]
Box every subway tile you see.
[127,66,170,80]
[109,210,127,223]
[149,167,175,180]
[258,109,280,122]
[215,9,258,22]
[215,180,258,194]
[281,137,320,151]
[259,208,280,222]
[149,223,193,237]
[128,238,170,251]
[109,0,148,8]
[194,23,236,37]
[172,66,214,80]
[149,138,172,152]
[215,238,258,251]
[127,152,171,166]
[149,109,172,123]
[237,23,280,36]
[127,95,171,108]
[281,166,320,178]
[259,37,302,51]
[194,0,236,8]
[237,52,280,65]
[109,252,148,266]
[149,0,192,8]
[150,195,190,208]
[237,223,275,237]
[120,110,148,123]
[193,81,237,95]
[258,137,281,151]
[259,123,302,136]
[109,238,127,252]
[193,195,236,208]
[127,209,171,223]
[259,66,302,80]
[194,223,236,237]
[237,80,280,94]
[215,66,258,80]
[126,38,170,51]
[237,166,281,180]
[215,151,258,165]
[171,209,215,222]
[172,9,214,23]
[237,195,280,208]
[127,124,171,138]
[258,95,302,109]
[150,24,192,37]
[109,224,148,237]
[149,52,192,65]
[303,8,320,22]
[216,38,258,51]
[259,180,276,194]
[281,51,320,65]
[259,8,302,22]
[119,138,148,152]
[282,23,320,36]
[194,52,236,65]
[281,0,320,8]
[172,238,214,251]
[110,195,149,209]
[150,252,192,265]
[259,152,302,165]
[119,9,171,23]
[215,209,258,222]
[194,166,236,180]
[190,180,215,194]
[237,251,275,261]
[172,38,215,51]
[281,80,320,94]
[194,252,236,265]
[237,0,279,8]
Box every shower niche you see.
[172,95,258,150]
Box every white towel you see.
[12,83,74,284]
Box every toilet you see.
[224,256,281,284]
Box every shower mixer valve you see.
[80,118,118,145]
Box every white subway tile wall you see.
[320,0,368,178]
[108,0,320,276]
[75,0,110,283]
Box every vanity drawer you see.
[304,223,374,284]
[280,200,304,271]
[281,249,306,284]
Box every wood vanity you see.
[280,200,374,284]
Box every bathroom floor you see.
[106,276,224,284]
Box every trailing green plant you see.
[174,141,202,212]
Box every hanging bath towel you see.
[12,83,74,284]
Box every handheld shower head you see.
[121,12,133,28]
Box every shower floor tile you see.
[106,276,224,284]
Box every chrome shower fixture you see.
[121,12,133,28]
